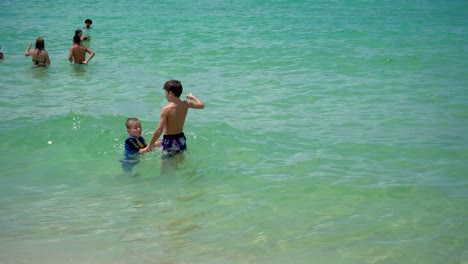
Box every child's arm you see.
[141,109,168,153]
[186,93,204,109]
[140,139,161,153]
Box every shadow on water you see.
[113,152,190,182]
[69,64,89,77]
[30,66,49,79]
[161,153,186,176]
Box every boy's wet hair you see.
[126,117,140,129]
[73,35,81,44]
[85,19,93,24]
[163,80,183,97]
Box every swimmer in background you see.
[141,80,204,159]
[25,37,50,66]
[0,45,4,60]
[75,29,91,47]
[84,18,92,29]
[122,117,161,172]
[75,29,91,42]
[69,35,95,64]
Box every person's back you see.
[69,35,94,64]
[25,38,50,66]
[70,45,87,62]
[31,49,49,65]
[164,100,189,135]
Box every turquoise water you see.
[1,0,468,263]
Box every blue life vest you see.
[124,136,147,159]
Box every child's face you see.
[127,121,142,137]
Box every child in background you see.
[121,117,161,172]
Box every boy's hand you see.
[186,93,195,100]
[140,145,154,153]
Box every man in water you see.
[68,35,95,64]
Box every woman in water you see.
[25,37,50,66]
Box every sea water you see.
[0,0,467,263]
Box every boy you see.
[122,117,161,172]
[142,80,204,158]
[69,35,94,64]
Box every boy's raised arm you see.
[186,93,204,109]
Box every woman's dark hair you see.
[163,80,183,97]
[35,38,45,54]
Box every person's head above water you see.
[126,118,142,138]
[73,35,81,44]
[84,19,93,29]
[163,80,183,98]
[75,29,82,37]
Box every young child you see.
[121,117,160,172]
[142,80,204,159]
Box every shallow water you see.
[1,0,467,263]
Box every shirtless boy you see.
[68,35,95,64]
[142,80,204,158]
